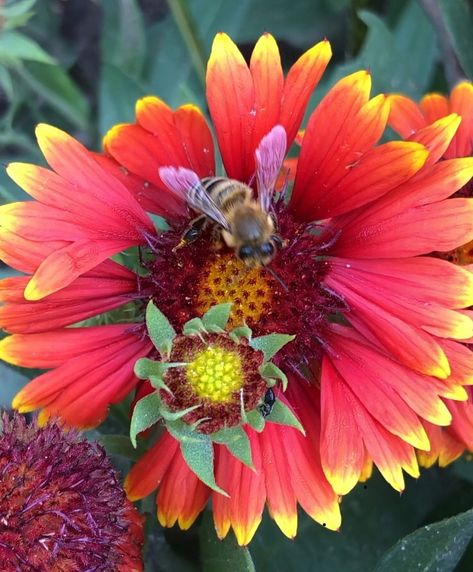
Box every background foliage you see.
[0,0,472,570]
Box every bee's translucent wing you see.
[159,166,231,230]
[255,125,287,212]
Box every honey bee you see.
[159,125,287,267]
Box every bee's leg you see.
[173,215,207,252]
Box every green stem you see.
[166,0,207,89]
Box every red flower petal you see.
[417,421,464,468]
[213,430,266,546]
[157,452,210,530]
[259,422,298,538]
[320,356,365,494]
[125,432,179,501]
[0,261,136,334]
[7,326,151,427]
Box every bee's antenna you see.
[266,267,289,292]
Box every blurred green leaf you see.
[102,0,146,78]
[374,508,473,572]
[199,511,255,572]
[99,434,141,461]
[0,30,54,65]
[0,362,28,409]
[16,61,89,130]
[0,66,14,100]
[0,0,36,31]
[98,63,146,136]
[437,0,473,80]
[329,2,437,98]
[251,469,466,572]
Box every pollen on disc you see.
[196,253,273,326]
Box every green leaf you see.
[202,303,232,332]
[437,0,473,80]
[0,0,37,19]
[129,391,162,447]
[0,362,28,409]
[98,63,146,136]
[17,61,89,130]
[245,410,265,433]
[266,399,305,434]
[99,434,140,461]
[183,317,206,336]
[259,363,288,391]
[328,3,437,99]
[374,508,473,572]
[101,0,146,78]
[145,301,176,358]
[0,31,54,65]
[200,511,255,572]
[250,333,295,361]
[0,66,13,100]
[169,423,228,496]
[211,426,253,469]
[229,325,252,343]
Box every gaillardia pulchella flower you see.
[387,80,473,468]
[1,32,473,544]
[0,412,144,571]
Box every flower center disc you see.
[196,253,273,327]
[186,346,243,402]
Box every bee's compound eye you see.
[238,245,255,259]
[259,242,274,256]
[184,228,200,241]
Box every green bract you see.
[131,301,300,493]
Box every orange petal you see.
[419,93,450,124]
[157,451,210,530]
[387,94,426,137]
[250,33,284,151]
[206,33,254,182]
[125,432,179,501]
[447,81,473,158]
[292,70,372,216]
[280,39,332,145]
[408,113,461,165]
[320,356,365,495]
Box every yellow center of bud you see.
[196,253,273,326]
[186,345,244,402]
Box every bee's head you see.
[238,241,275,266]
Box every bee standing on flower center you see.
[159,125,288,267]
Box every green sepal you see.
[229,324,252,343]
[134,358,187,395]
[211,425,254,469]
[250,333,295,361]
[245,409,265,433]
[130,391,162,447]
[159,403,201,422]
[183,317,206,336]
[202,303,232,332]
[145,301,176,358]
[167,420,228,496]
[260,362,288,391]
[266,399,305,435]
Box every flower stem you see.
[166,0,207,89]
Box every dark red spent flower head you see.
[0,412,144,572]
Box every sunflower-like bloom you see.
[1,33,473,545]
[387,81,473,468]
[0,412,144,571]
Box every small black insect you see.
[258,388,276,418]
